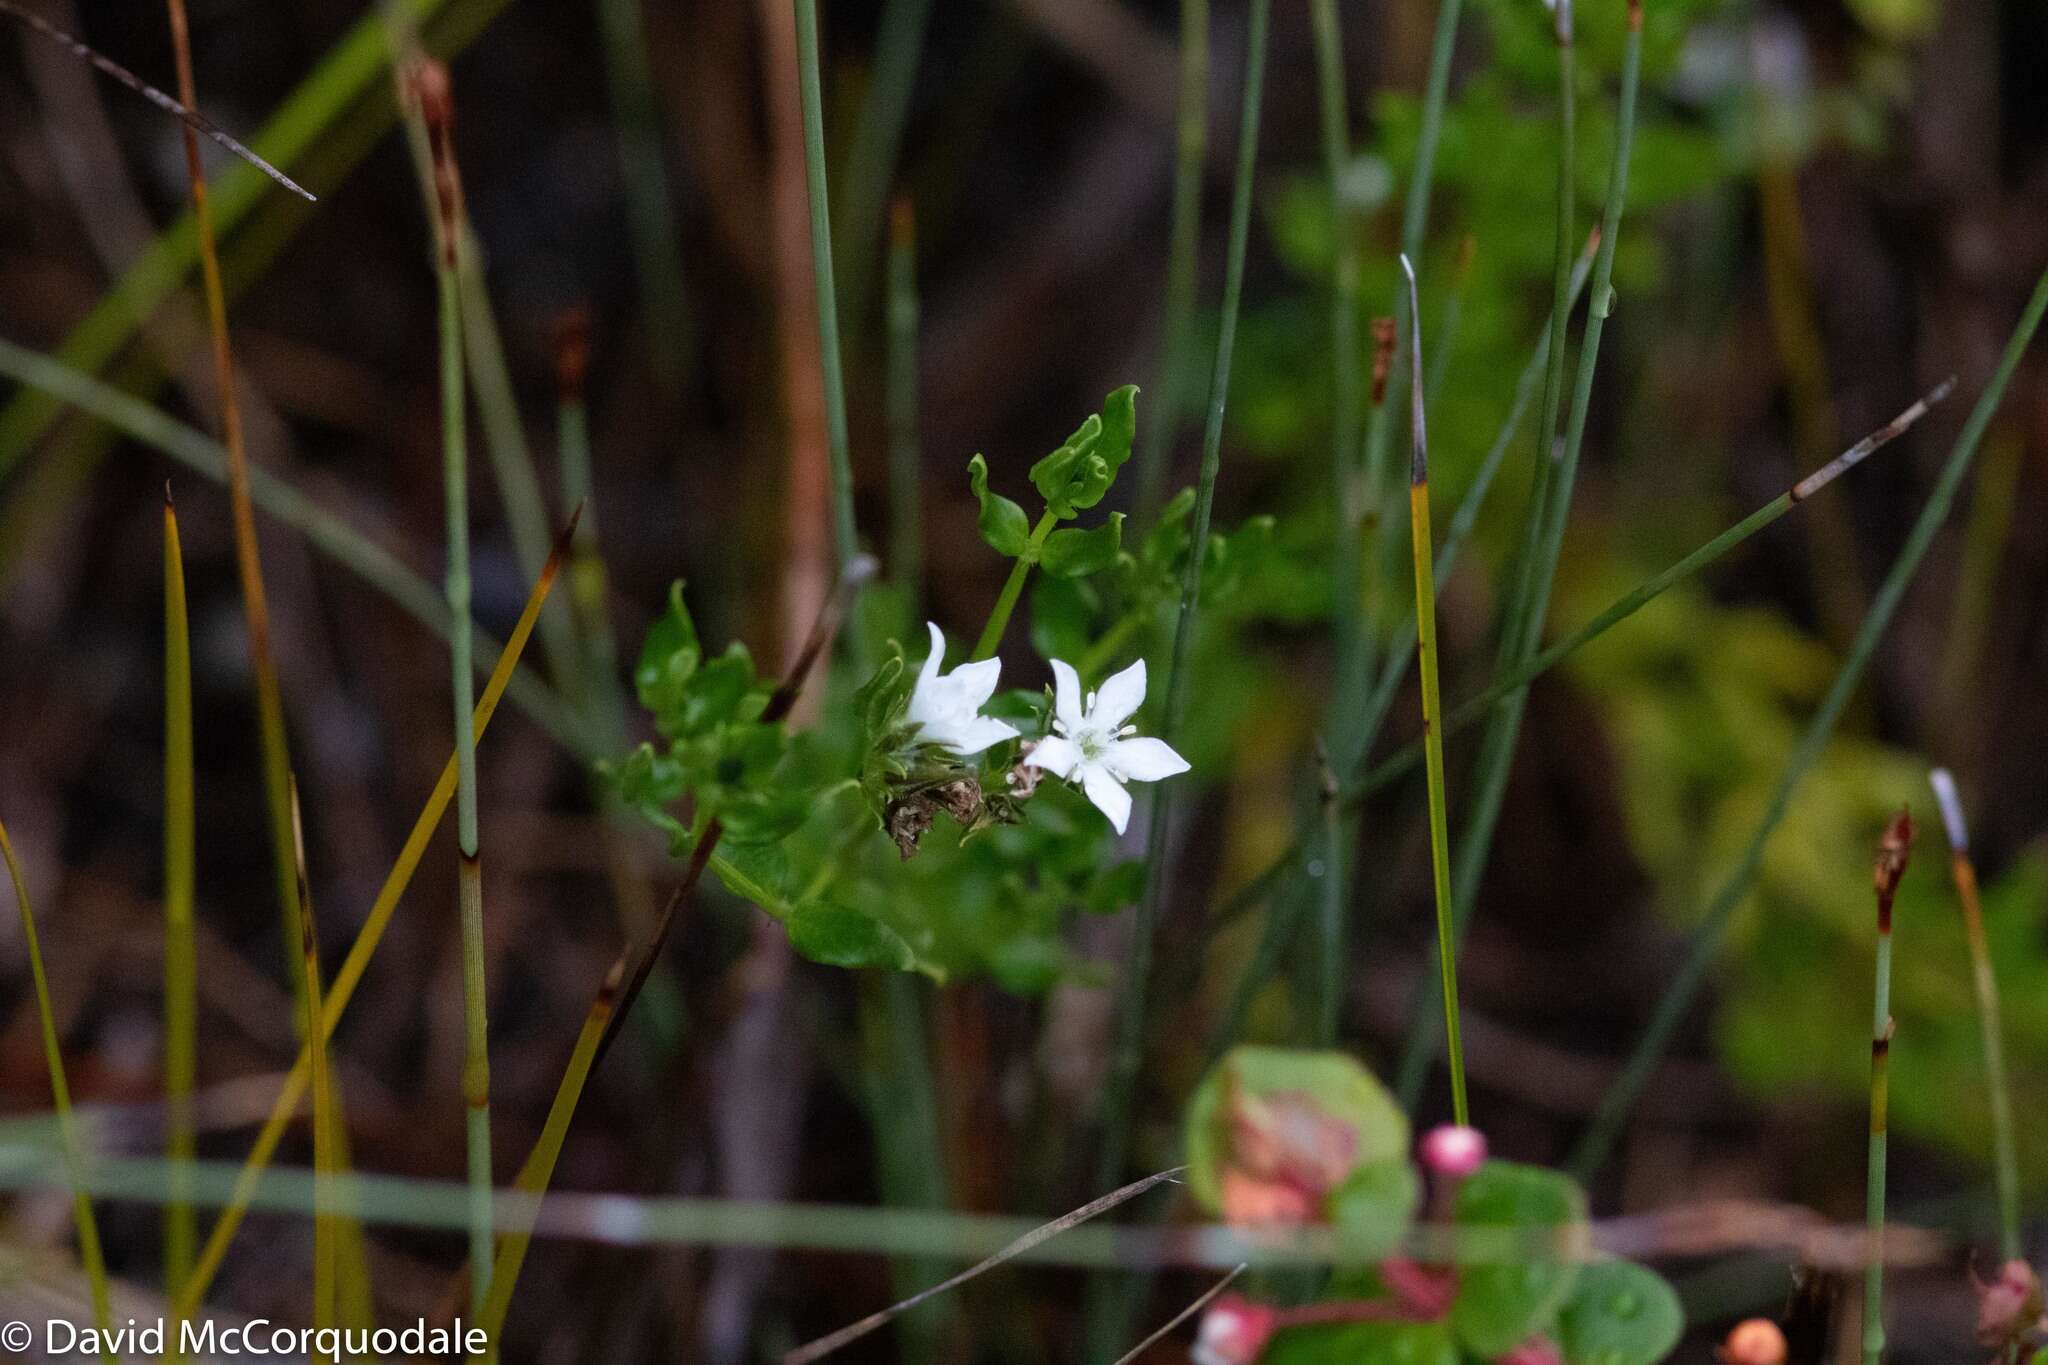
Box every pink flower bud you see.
[1717,1318,1788,1365]
[1419,1124,1487,1179]
[1192,1294,1280,1365]
[1498,1337,1563,1365]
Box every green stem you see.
[1086,0,1268,1351]
[1865,940,1891,1365]
[793,0,859,567]
[438,232,494,1316]
[971,511,1058,661]
[833,0,937,333]
[1134,0,1209,520]
[1569,264,2048,1182]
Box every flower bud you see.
[1192,1294,1280,1365]
[1717,1318,1788,1365]
[1497,1338,1563,1365]
[1419,1124,1487,1179]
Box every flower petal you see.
[1080,763,1134,835]
[908,622,947,726]
[1049,658,1085,733]
[940,714,1021,756]
[946,655,1004,711]
[1092,657,1147,730]
[1104,735,1189,783]
[1023,735,1081,778]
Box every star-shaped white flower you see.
[1022,657,1189,834]
[906,622,1020,756]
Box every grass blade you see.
[1400,253,1466,1124]
[832,0,938,334]
[161,493,197,1345]
[595,0,693,387]
[1568,264,2048,1182]
[1928,769,2020,1261]
[287,778,339,1329]
[887,198,924,601]
[1111,1263,1247,1365]
[0,819,115,1360]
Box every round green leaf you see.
[1450,1160,1588,1357]
[1557,1259,1683,1365]
[1328,1158,1422,1261]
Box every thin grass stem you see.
[1569,265,2048,1181]
[595,0,692,387]
[833,0,937,334]
[162,494,197,1348]
[286,778,339,1328]
[1134,0,1209,520]
[793,0,859,566]
[0,819,115,1360]
[164,0,307,1028]
[1929,769,2020,1261]
[414,66,496,1313]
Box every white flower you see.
[1022,657,1189,835]
[906,622,1020,756]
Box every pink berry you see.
[1718,1318,1788,1365]
[1420,1124,1487,1179]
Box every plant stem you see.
[1569,264,2048,1181]
[1086,0,1268,1349]
[0,819,115,1361]
[288,778,338,1329]
[888,199,924,601]
[162,494,197,1349]
[971,511,1058,661]
[164,0,307,1027]
[1400,255,1466,1124]
[1865,810,1912,1365]
[1929,769,2021,1261]
[794,0,859,566]
[1134,0,1209,520]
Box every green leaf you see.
[1183,1047,1411,1216]
[676,645,758,736]
[1450,1161,1588,1358]
[789,902,920,972]
[1028,385,1140,517]
[1327,1158,1422,1261]
[968,454,1030,557]
[634,581,700,723]
[1557,1259,1684,1365]
[1040,513,1126,579]
[1261,1319,1458,1365]
[709,843,794,917]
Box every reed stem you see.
[1865,810,1913,1365]
[887,199,924,600]
[793,0,859,566]
[1929,769,2021,1261]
